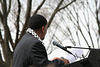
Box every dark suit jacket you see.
[12,33,50,67]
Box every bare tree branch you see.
[0,11,3,21]
[77,22,90,47]
[82,2,95,48]
[47,0,64,28]
[0,51,7,67]
[0,30,5,67]
[14,0,21,49]
[67,27,76,45]
[7,0,11,15]
[1,0,14,51]
[58,0,76,11]
[95,0,100,35]
[47,25,58,51]
[33,0,46,15]
[19,0,32,44]
[0,29,3,44]
[1,0,13,45]
[1,0,13,65]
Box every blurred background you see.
[0,0,100,67]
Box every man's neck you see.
[34,30,42,40]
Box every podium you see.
[64,49,100,67]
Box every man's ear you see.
[41,26,45,33]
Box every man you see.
[12,14,69,67]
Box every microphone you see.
[53,41,64,48]
[53,41,75,57]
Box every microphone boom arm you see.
[65,46,92,50]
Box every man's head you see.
[28,14,48,40]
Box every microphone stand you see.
[64,46,92,50]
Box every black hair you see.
[28,14,47,30]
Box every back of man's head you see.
[28,14,47,30]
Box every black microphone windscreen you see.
[53,41,58,46]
